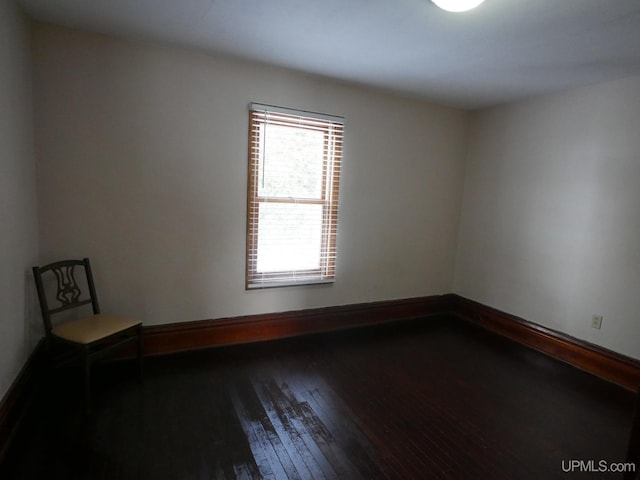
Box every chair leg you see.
[83,348,91,415]
[137,325,144,384]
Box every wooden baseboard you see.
[453,295,640,391]
[0,340,45,464]
[143,294,457,355]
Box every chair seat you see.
[52,314,141,345]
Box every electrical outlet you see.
[591,315,603,330]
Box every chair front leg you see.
[83,347,91,415]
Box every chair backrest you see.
[32,258,101,337]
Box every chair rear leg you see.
[137,325,144,384]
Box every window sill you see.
[246,279,334,290]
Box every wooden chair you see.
[32,258,143,413]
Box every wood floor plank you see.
[253,377,333,479]
[276,372,386,480]
[258,376,357,480]
[231,379,301,480]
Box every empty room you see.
[2,0,640,478]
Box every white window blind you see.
[246,103,344,288]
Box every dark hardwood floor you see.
[0,316,635,479]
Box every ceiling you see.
[16,0,640,109]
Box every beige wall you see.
[0,0,39,400]
[455,75,640,359]
[33,24,469,327]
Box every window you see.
[246,103,344,288]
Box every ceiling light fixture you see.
[431,0,486,13]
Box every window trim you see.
[246,103,344,289]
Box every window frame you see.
[246,103,344,289]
